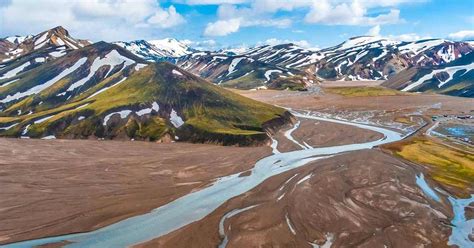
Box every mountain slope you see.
[0,42,291,145]
[383,52,474,97]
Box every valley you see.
[1,84,472,247]
[0,25,473,248]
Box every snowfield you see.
[65,50,135,92]
[0,58,87,103]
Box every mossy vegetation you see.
[384,137,474,196]
[326,86,405,97]
[267,75,307,91]
[394,116,416,125]
[221,71,265,89]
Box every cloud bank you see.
[0,0,185,41]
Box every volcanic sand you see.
[0,138,270,244]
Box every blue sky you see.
[1,0,473,49]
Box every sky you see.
[0,0,473,50]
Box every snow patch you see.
[296,173,312,185]
[0,122,18,130]
[399,39,445,55]
[86,77,127,99]
[169,109,184,128]
[0,78,20,88]
[402,62,474,91]
[136,102,160,116]
[227,57,245,75]
[55,38,65,46]
[0,58,87,103]
[34,32,49,49]
[148,38,193,57]
[35,57,46,63]
[285,213,296,235]
[49,50,67,58]
[66,50,135,92]
[103,110,133,126]
[134,63,147,71]
[41,135,56,140]
[21,124,30,135]
[34,115,54,124]
[264,70,282,81]
[0,62,31,80]
[172,69,183,76]
[74,103,89,110]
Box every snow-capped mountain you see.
[312,36,473,81]
[114,38,195,61]
[113,40,169,62]
[240,43,323,69]
[175,36,473,90]
[383,52,474,97]
[0,26,90,63]
[148,38,194,57]
[4,35,31,45]
[176,49,317,90]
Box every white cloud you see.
[180,0,249,4]
[259,38,318,50]
[366,25,431,41]
[388,33,431,41]
[0,0,185,41]
[201,0,415,36]
[182,39,220,50]
[448,30,474,41]
[367,25,381,36]
[203,2,294,36]
[305,1,401,25]
[204,18,242,36]
[146,6,185,28]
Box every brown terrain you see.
[0,139,270,244]
[0,84,472,247]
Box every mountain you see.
[175,45,319,90]
[383,52,474,97]
[4,35,31,45]
[148,38,194,57]
[0,35,32,54]
[312,36,474,81]
[0,40,291,145]
[114,38,194,61]
[172,38,472,92]
[241,43,322,68]
[0,26,90,63]
[3,26,473,100]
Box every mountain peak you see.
[0,26,91,63]
[114,38,194,60]
[49,26,69,36]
